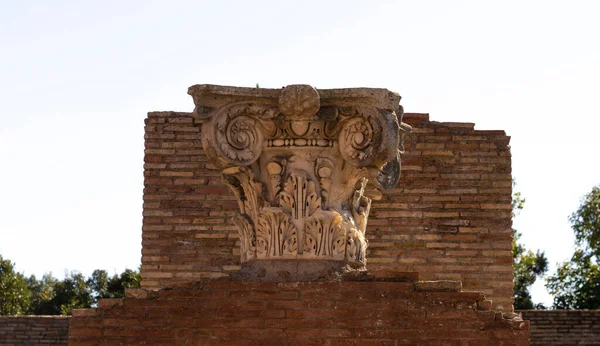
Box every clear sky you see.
[1,0,599,307]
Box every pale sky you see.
[1,0,599,307]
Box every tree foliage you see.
[52,272,94,315]
[0,254,140,315]
[88,269,141,304]
[570,186,600,259]
[0,255,31,315]
[512,189,548,310]
[547,186,600,309]
[513,230,548,309]
[26,273,58,315]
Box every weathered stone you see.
[414,280,462,292]
[97,298,124,308]
[478,299,494,311]
[124,288,148,299]
[189,84,411,270]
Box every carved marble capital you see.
[189,84,411,267]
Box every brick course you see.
[141,111,514,310]
[0,316,69,345]
[521,310,600,346]
[69,280,529,345]
[4,309,597,344]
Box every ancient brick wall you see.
[141,111,513,309]
[520,310,600,346]
[375,113,514,309]
[69,280,528,346]
[0,316,69,345]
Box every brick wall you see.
[374,113,514,309]
[521,310,600,346]
[69,280,528,345]
[0,316,69,345]
[141,111,514,309]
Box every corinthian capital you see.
[189,84,411,268]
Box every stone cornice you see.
[188,84,401,111]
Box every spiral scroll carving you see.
[339,117,381,166]
[215,115,263,166]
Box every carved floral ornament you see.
[189,84,411,266]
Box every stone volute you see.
[189,84,411,278]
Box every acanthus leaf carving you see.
[304,210,345,259]
[256,208,298,258]
[221,166,262,223]
[233,214,256,262]
[277,174,321,220]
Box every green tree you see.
[25,268,141,315]
[88,268,141,305]
[26,271,94,315]
[512,189,548,310]
[0,255,31,315]
[108,268,141,296]
[1,258,141,315]
[88,269,109,303]
[547,186,600,309]
[50,271,94,315]
[26,273,59,315]
[513,230,548,309]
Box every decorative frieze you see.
[189,84,411,267]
